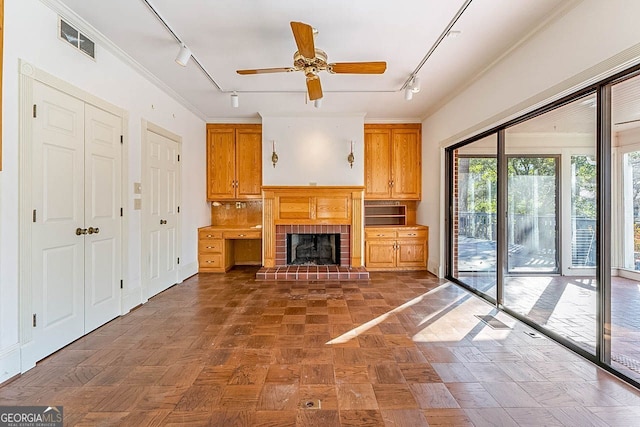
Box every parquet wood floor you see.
[2,266,640,426]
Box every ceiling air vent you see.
[58,18,95,59]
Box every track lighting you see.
[411,77,421,93]
[175,44,191,66]
[404,87,413,101]
[404,76,421,101]
[231,92,239,108]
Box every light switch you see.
[134,182,142,194]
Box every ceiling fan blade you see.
[290,21,316,59]
[237,67,296,75]
[328,61,387,74]
[306,76,323,101]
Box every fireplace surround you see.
[257,186,368,280]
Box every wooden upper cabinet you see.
[364,124,421,200]
[235,127,262,198]
[364,128,392,199]
[391,128,421,199]
[207,127,235,199]
[207,124,262,200]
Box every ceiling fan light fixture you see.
[314,98,322,108]
[175,44,192,66]
[230,92,239,108]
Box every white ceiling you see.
[56,0,571,122]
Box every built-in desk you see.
[198,225,262,272]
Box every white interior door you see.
[30,82,85,363]
[146,128,179,297]
[84,104,122,332]
[27,81,123,365]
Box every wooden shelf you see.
[365,204,406,226]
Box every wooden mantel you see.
[262,186,365,268]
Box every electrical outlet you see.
[134,199,142,210]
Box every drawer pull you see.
[206,246,213,249]
[407,233,416,236]
[206,260,212,263]
[238,234,245,237]
[207,234,212,237]
[377,234,385,237]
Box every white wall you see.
[0,0,209,382]
[261,115,365,186]
[419,0,640,277]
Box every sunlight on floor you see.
[325,283,451,345]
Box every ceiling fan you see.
[236,21,387,101]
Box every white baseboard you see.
[0,344,21,384]
[122,281,145,314]
[428,260,442,277]
[180,261,198,282]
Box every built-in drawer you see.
[199,239,223,253]
[199,230,223,239]
[397,229,427,239]
[365,229,397,239]
[223,230,261,239]
[199,253,222,268]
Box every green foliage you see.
[458,155,600,219]
[571,155,596,219]
[507,157,557,216]
[459,157,497,213]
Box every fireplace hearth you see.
[287,233,340,266]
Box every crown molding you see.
[38,0,207,121]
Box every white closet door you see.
[84,104,122,332]
[146,129,179,297]
[29,81,85,364]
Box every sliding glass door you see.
[446,65,640,387]
[451,135,497,300]
[610,73,640,383]
[507,156,559,273]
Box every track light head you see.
[404,87,413,101]
[175,44,192,66]
[411,77,421,93]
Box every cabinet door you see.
[391,128,421,200]
[364,128,392,199]
[207,127,236,199]
[365,239,397,268]
[235,127,262,199]
[396,238,427,268]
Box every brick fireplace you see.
[256,186,368,280]
[277,225,350,267]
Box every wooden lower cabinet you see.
[198,227,261,272]
[365,226,428,271]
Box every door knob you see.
[87,227,100,234]
[160,219,167,225]
[76,228,87,235]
